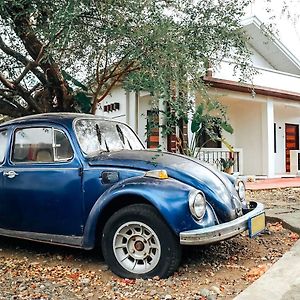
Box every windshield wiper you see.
[116,124,133,149]
[116,124,125,144]
[95,124,109,152]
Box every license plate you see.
[248,213,266,238]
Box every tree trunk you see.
[5,2,75,114]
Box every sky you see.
[248,0,300,61]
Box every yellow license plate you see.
[248,213,266,237]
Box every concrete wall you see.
[250,46,274,69]
[221,98,265,175]
[214,61,300,94]
[96,88,154,148]
[96,86,128,123]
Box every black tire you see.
[101,204,182,279]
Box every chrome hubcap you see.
[113,221,161,274]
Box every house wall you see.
[96,86,128,123]
[96,88,155,148]
[250,46,274,69]
[220,97,265,175]
[214,61,300,94]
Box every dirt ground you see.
[0,188,299,300]
[247,187,300,210]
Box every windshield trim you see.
[72,117,145,157]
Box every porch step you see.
[245,177,300,190]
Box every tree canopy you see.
[0,0,252,119]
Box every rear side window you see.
[0,130,8,163]
[12,127,73,163]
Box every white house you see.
[96,16,300,178]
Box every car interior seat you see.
[36,149,53,162]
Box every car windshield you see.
[74,118,144,156]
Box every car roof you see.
[0,113,110,128]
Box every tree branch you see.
[0,72,14,90]
[0,98,31,117]
[0,72,42,113]
[14,44,46,85]
[0,90,29,112]
[0,36,47,85]
[5,4,74,111]
[91,61,136,114]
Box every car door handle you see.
[3,170,19,179]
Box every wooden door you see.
[285,124,299,172]
[147,110,159,149]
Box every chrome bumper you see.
[180,202,265,245]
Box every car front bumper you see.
[179,201,265,245]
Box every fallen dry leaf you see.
[268,222,283,232]
[289,232,299,241]
[245,264,270,282]
[120,278,136,285]
[69,272,80,280]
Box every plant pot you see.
[224,166,234,174]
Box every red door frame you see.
[285,123,299,172]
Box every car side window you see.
[54,129,73,161]
[0,130,8,163]
[12,127,73,163]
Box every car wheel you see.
[101,204,182,279]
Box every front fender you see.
[82,176,216,249]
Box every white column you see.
[159,99,167,151]
[187,95,195,150]
[127,91,138,132]
[125,91,130,125]
[266,100,275,177]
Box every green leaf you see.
[221,122,234,134]
[182,115,189,124]
[196,103,204,116]
[191,103,205,133]
[191,116,204,133]
[207,101,216,112]
[74,92,91,113]
[62,70,88,91]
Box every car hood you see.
[88,150,242,222]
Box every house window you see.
[147,110,159,149]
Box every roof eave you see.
[203,76,300,102]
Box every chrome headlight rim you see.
[235,180,246,200]
[188,190,206,221]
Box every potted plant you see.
[220,157,235,174]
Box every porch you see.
[197,75,300,177]
[197,148,300,176]
[197,148,243,174]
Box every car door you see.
[2,125,84,237]
[0,128,10,228]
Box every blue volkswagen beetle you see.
[0,113,265,278]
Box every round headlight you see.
[189,190,206,220]
[236,180,246,200]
